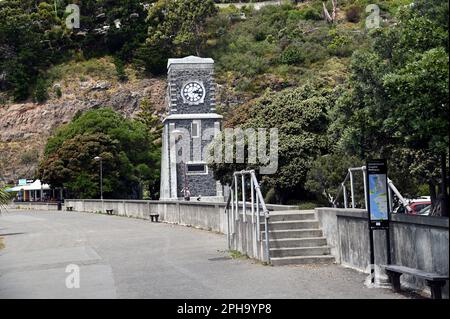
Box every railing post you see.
[228,190,234,249]
[241,173,246,223]
[226,206,230,249]
[342,183,348,208]
[250,176,255,224]
[234,174,239,221]
[349,169,355,208]
[362,166,368,209]
[230,189,234,234]
[264,212,270,264]
[256,188,260,241]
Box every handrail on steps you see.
[225,170,271,263]
[332,166,412,213]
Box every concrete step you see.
[271,255,335,266]
[263,229,323,239]
[269,211,316,222]
[262,220,319,231]
[269,237,328,248]
[270,246,331,258]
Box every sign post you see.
[365,159,391,283]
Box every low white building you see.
[5,179,53,202]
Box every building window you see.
[186,163,207,175]
[191,121,200,138]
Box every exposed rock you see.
[0,77,167,184]
[89,81,112,91]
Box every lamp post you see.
[94,156,103,200]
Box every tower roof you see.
[167,56,214,68]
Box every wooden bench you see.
[383,265,449,299]
[106,209,114,215]
[66,206,73,211]
[150,213,159,222]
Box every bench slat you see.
[383,265,449,281]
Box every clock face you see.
[182,82,204,103]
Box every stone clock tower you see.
[159,56,223,201]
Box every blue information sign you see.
[366,160,390,229]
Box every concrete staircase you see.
[262,210,335,266]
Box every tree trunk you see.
[322,0,337,23]
[429,181,437,212]
[428,181,440,216]
[439,153,449,217]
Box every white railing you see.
[332,166,412,213]
[225,170,271,263]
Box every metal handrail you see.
[225,170,271,263]
[332,166,411,212]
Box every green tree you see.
[332,0,449,215]
[305,153,363,206]
[38,108,160,199]
[0,1,70,100]
[136,98,163,199]
[210,82,336,203]
[143,0,217,64]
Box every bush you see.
[254,30,266,42]
[54,85,62,98]
[34,78,48,103]
[301,42,328,64]
[327,29,353,57]
[114,57,128,82]
[280,45,305,65]
[345,5,362,23]
[299,7,322,21]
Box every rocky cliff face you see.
[0,75,166,185]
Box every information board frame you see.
[366,159,390,229]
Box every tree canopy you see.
[329,0,449,214]
[38,108,161,199]
[210,82,336,203]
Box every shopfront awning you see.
[5,180,51,192]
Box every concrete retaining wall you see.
[315,207,449,298]
[64,199,296,235]
[228,213,267,262]
[7,202,58,211]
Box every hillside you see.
[0,0,448,212]
[0,57,166,183]
[0,1,420,182]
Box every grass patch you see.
[0,237,5,250]
[229,249,249,259]
[46,57,117,83]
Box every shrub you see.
[254,30,266,42]
[345,5,362,23]
[114,57,128,82]
[54,85,62,98]
[34,78,48,103]
[299,7,322,21]
[301,42,328,64]
[327,30,353,57]
[280,45,305,65]
[265,34,275,44]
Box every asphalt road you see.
[0,209,408,299]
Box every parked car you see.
[394,198,431,215]
[417,205,431,216]
[407,201,431,215]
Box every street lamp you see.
[94,156,103,200]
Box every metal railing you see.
[225,170,271,263]
[332,166,412,213]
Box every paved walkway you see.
[0,210,408,299]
